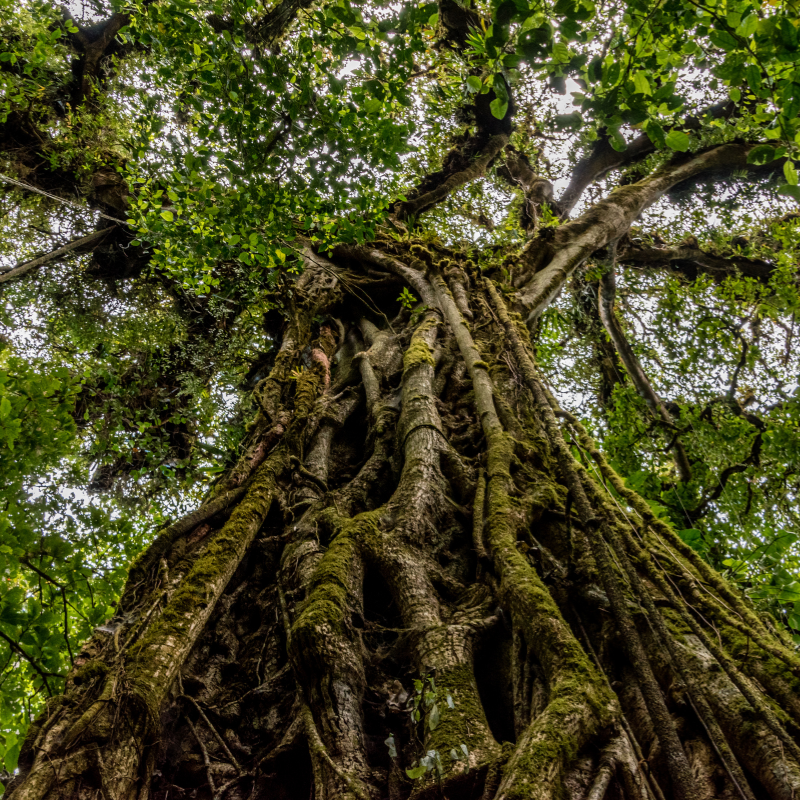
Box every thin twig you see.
[0,630,59,695]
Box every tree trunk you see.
[8,236,800,800]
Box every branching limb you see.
[497,146,559,232]
[0,631,59,695]
[597,262,692,481]
[558,102,735,216]
[484,279,699,800]
[618,240,776,283]
[516,143,757,324]
[394,134,509,221]
[433,273,617,798]
[60,9,131,104]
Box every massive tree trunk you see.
[7,223,800,800]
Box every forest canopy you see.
[1,0,800,795]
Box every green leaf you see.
[736,14,759,37]
[406,765,427,780]
[784,161,799,186]
[608,128,627,152]
[678,529,704,552]
[552,42,570,63]
[747,144,777,165]
[709,29,738,51]
[554,112,582,129]
[489,98,508,119]
[0,397,10,420]
[665,130,690,152]
[466,76,482,93]
[632,72,651,95]
[644,119,665,149]
[745,65,762,93]
[777,184,800,203]
[160,210,174,222]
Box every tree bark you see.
[8,231,800,800]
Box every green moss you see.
[723,623,800,699]
[426,663,498,769]
[403,320,437,371]
[486,430,514,481]
[409,243,434,264]
[293,368,323,421]
[293,512,380,641]
[125,455,279,714]
[72,660,110,687]
[478,423,615,797]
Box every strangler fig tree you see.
[1,0,800,797]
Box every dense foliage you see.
[1,0,799,790]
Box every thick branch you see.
[61,9,130,104]
[485,280,698,800]
[0,228,111,284]
[517,143,755,324]
[497,146,559,232]
[618,241,776,283]
[394,133,508,221]
[558,102,736,216]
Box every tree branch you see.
[597,261,692,481]
[0,630,61,695]
[516,142,756,323]
[60,9,130,105]
[618,241,776,283]
[496,145,559,232]
[394,133,508,221]
[0,228,112,284]
[557,101,736,217]
[689,431,762,521]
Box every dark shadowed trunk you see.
[8,224,800,800]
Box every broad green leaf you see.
[747,145,777,165]
[632,72,651,95]
[490,98,508,119]
[552,42,570,62]
[778,184,800,203]
[665,130,690,151]
[428,703,440,730]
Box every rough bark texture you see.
[8,213,800,800]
